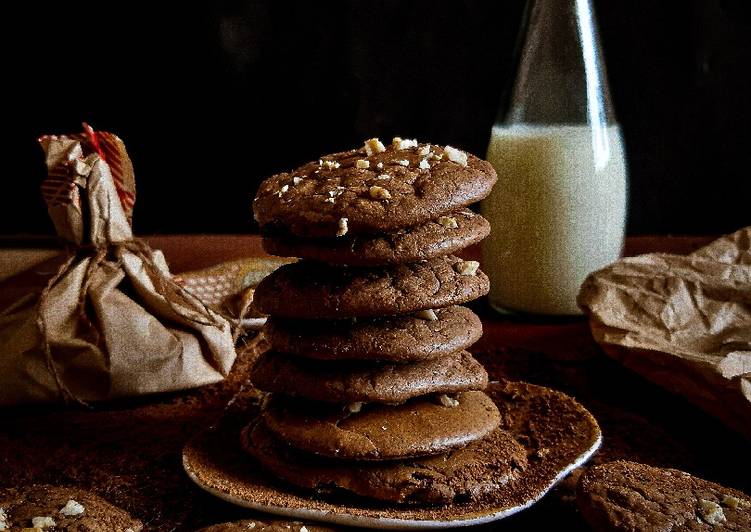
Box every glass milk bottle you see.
[481,0,627,315]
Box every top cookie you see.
[253,138,497,238]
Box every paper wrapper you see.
[578,228,751,439]
[0,125,236,405]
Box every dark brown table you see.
[1,235,748,531]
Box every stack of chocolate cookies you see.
[248,138,527,505]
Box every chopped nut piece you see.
[439,394,460,408]
[444,145,468,167]
[59,500,85,517]
[292,176,303,185]
[336,217,349,237]
[698,499,726,525]
[376,162,384,169]
[368,185,392,200]
[418,144,431,156]
[415,309,438,321]
[419,158,430,170]
[392,137,417,150]
[455,260,480,276]
[347,402,363,413]
[364,137,386,155]
[324,197,335,203]
[355,159,370,169]
[300,527,308,532]
[396,159,409,166]
[377,174,390,180]
[437,216,458,228]
[31,517,56,529]
[722,495,750,510]
[322,160,341,169]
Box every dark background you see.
[2,0,749,237]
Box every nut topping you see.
[336,217,349,237]
[438,216,458,228]
[364,137,386,155]
[368,185,392,200]
[455,260,480,276]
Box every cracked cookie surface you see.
[253,142,496,238]
[577,461,751,531]
[253,255,489,319]
[252,350,487,404]
[262,391,500,461]
[262,209,490,266]
[265,305,482,362]
[243,421,526,505]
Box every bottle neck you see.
[505,0,615,127]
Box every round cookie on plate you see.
[265,305,483,363]
[253,139,497,239]
[0,484,142,531]
[252,350,488,404]
[253,255,489,319]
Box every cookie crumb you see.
[396,159,409,167]
[355,159,370,169]
[59,499,85,517]
[322,160,341,170]
[368,185,392,200]
[437,216,458,228]
[439,394,460,408]
[419,158,430,170]
[364,138,386,156]
[418,144,431,156]
[31,517,56,529]
[392,137,417,150]
[336,217,349,237]
[444,145,468,167]
[347,402,363,413]
[292,176,303,185]
[455,260,480,276]
[698,499,726,525]
[415,309,438,321]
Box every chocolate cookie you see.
[243,421,527,505]
[197,519,334,531]
[577,461,751,531]
[262,209,490,266]
[0,484,143,531]
[262,391,500,461]
[253,256,489,319]
[266,305,482,362]
[253,140,497,238]
[252,350,488,404]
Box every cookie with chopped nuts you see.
[252,139,497,238]
[253,255,489,319]
[242,420,527,505]
[577,461,751,531]
[196,519,334,531]
[262,208,490,266]
[265,305,482,362]
[0,484,142,531]
[252,350,488,404]
[261,390,500,461]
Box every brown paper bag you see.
[578,228,751,439]
[0,125,236,405]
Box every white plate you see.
[183,381,602,529]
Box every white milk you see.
[481,124,627,315]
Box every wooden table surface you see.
[1,234,748,531]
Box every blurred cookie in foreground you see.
[0,484,142,531]
[196,518,335,531]
[577,461,751,531]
